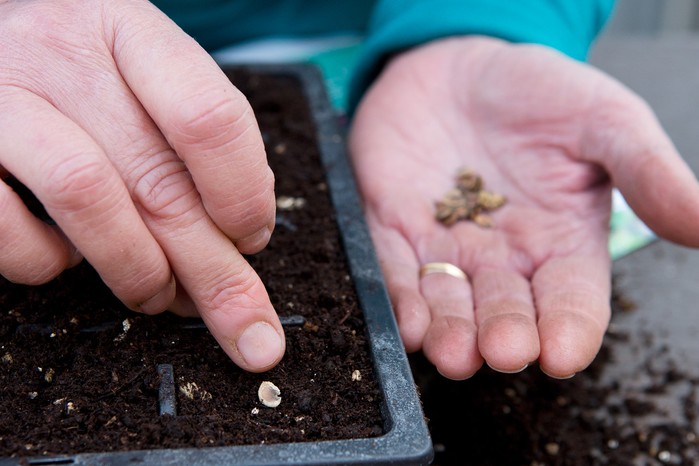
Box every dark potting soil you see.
[0,68,384,458]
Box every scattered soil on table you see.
[0,69,383,458]
[414,281,699,466]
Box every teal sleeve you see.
[348,0,616,110]
[150,0,374,52]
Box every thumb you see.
[581,84,699,247]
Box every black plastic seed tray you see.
[0,64,433,466]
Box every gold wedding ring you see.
[419,262,467,281]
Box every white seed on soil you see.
[179,382,212,401]
[276,196,306,210]
[351,370,362,381]
[545,442,560,455]
[114,318,132,342]
[258,381,282,408]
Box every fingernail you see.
[438,370,476,381]
[237,321,284,369]
[237,226,273,254]
[248,226,272,245]
[541,368,576,380]
[487,362,529,374]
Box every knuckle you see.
[206,268,260,314]
[41,155,113,214]
[169,87,257,147]
[2,2,94,62]
[132,158,201,222]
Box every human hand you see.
[349,36,699,379]
[0,0,284,372]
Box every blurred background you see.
[606,0,699,35]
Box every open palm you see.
[349,37,699,379]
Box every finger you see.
[67,88,285,370]
[531,255,611,379]
[420,265,482,380]
[581,85,699,247]
[0,91,175,314]
[0,178,79,284]
[366,220,431,352]
[472,267,539,374]
[111,2,275,254]
[146,199,285,372]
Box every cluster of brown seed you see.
[435,168,507,228]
